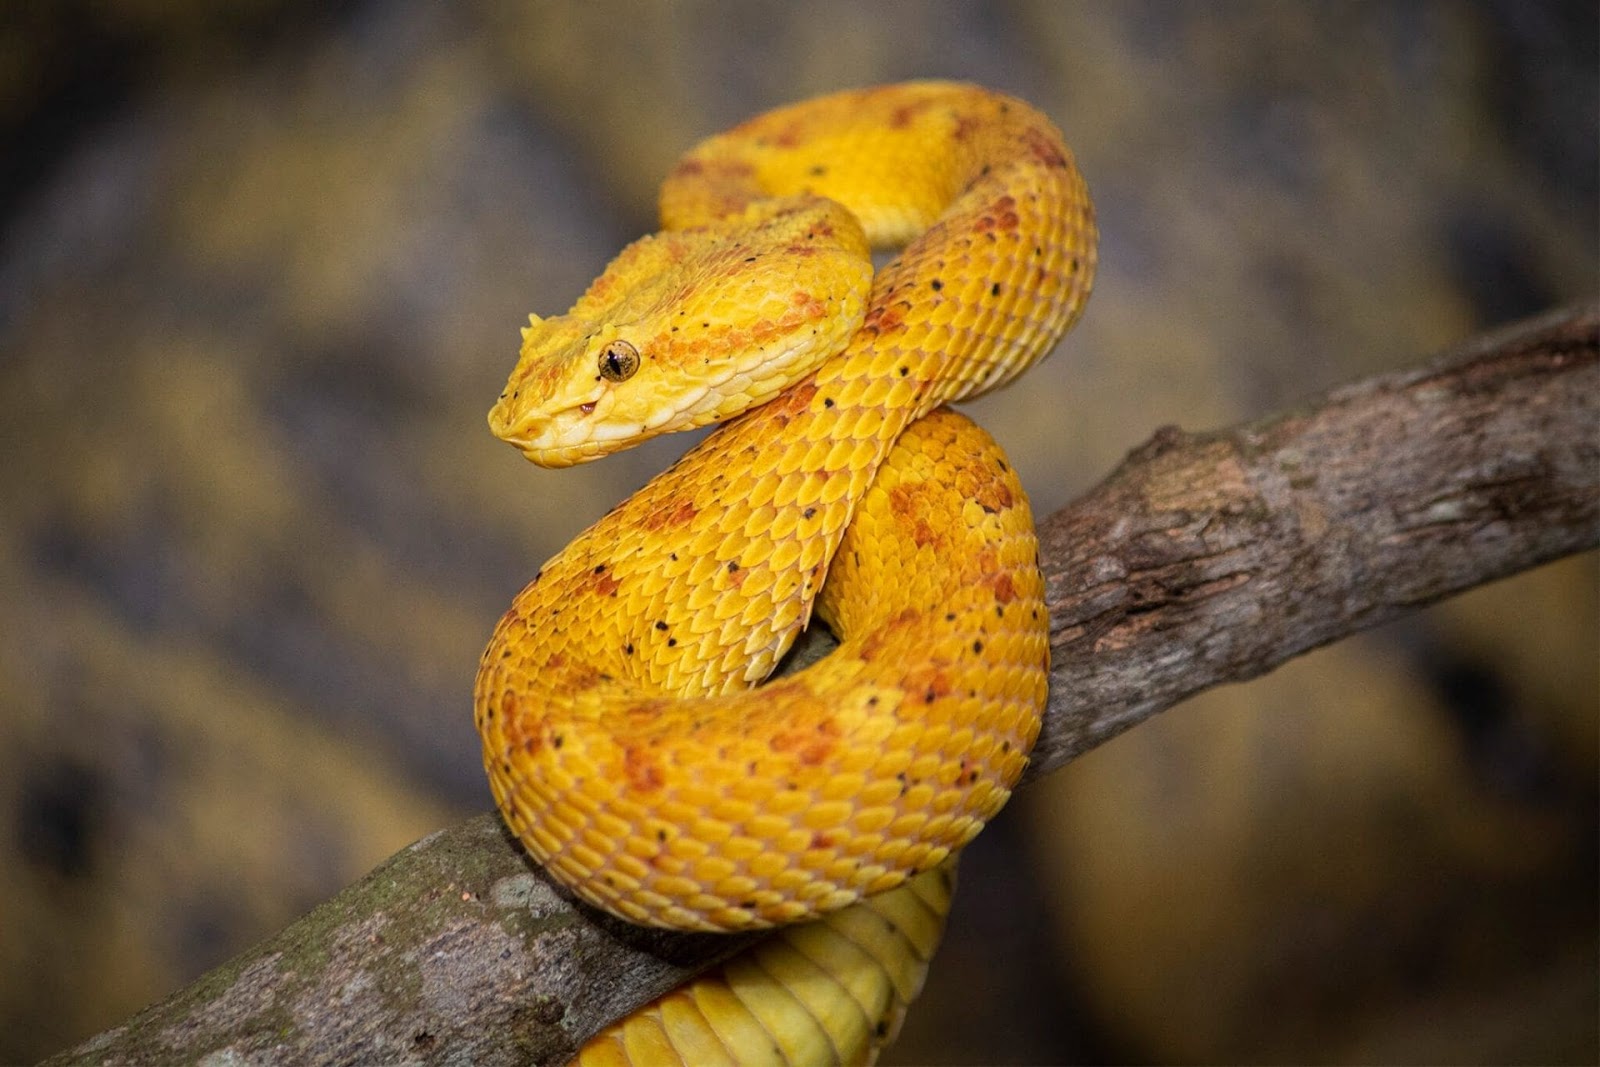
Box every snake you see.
[474,82,1096,1064]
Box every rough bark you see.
[44,304,1598,1066]
[1027,302,1600,777]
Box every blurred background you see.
[2,2,1595,1063]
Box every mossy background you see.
[2,2,1595,1063]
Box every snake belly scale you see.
[474,82,1096,1063]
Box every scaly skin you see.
[577,859,959,1066]
[475,82,1096,1062]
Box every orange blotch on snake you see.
[768,379,815,414]
[770,718,840,766]
[858,606,923,663]
[888,484,941,548]
[974,479,1014,514]
[799,733,837,766]
[863,304,904,333]
[974,203,1021,234]
[623,746,665,792]
[888,98,935,127]
[906,665,953,704]
[766,120,804,148]
[1023,126,1069,168]
[586,274,619,301]
[670,157,753,184]
[787,292,830,327]
[644,499,698,530]
[887,484,917,519]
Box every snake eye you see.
[598,340,640,382]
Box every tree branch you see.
[46,304,1598,1067]
[1027,301,1600,778]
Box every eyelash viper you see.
[475,81,1096,1065]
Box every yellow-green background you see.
[3,3,1595,1063]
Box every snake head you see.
[488,315,650,467]
[489,197,872,468]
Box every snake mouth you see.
[495,408,614,469]
[495,384,718,468]
[506,422,639,468]
[509,437,609,468]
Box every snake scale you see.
[475,82,1096,1064]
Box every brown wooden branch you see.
[45,304,1598,1067]
[1027,302,1600,779]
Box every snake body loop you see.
[475,82,1096,1063]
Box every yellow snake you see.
[475,82,1096,1064]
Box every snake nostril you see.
[579,402,596,415]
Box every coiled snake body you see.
[475,82,1096,1064]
